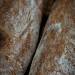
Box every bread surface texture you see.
[29,0,75,75]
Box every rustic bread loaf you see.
[29,0,75,75]
[0,0,42,75]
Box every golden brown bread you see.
[29,0,75,75]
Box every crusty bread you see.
[29,0,75,75]
[0,0,42,75]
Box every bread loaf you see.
[29,0,75,75]
[0,0,42,75]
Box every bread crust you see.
[29,0,75,75]
[0,0,42,75]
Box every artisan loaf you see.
[29,0,75,75]
[0,0,42,75]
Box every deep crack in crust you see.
[0,29,9,48]
[29,0,75,75]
